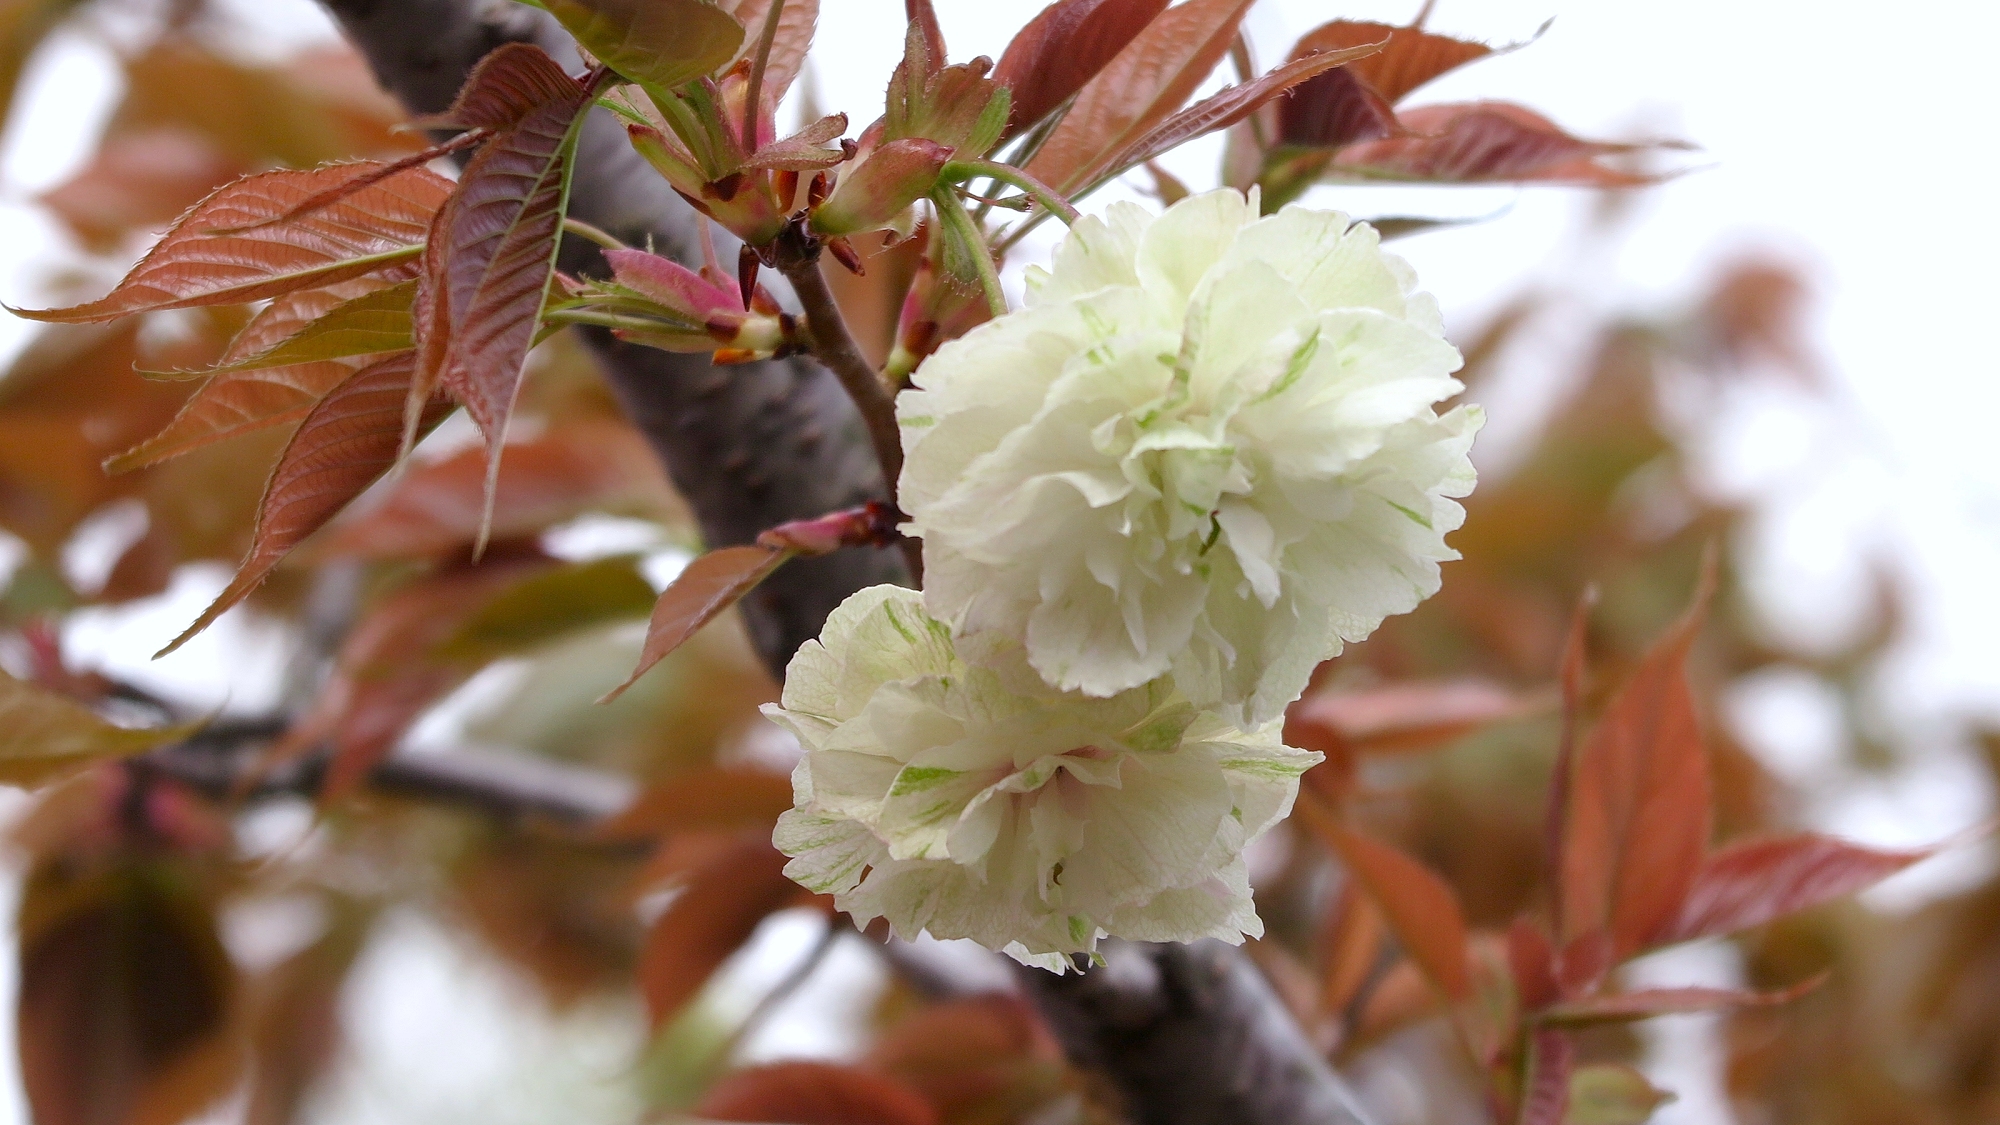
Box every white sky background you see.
[0,1,1995,1124]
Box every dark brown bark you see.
[306,4,1368,1122]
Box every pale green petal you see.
[1135,188,1257,311]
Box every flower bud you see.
[808,138,952,237]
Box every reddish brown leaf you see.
[17,162,448,323]
[1297,797,1471,1000]
[869,995,1068,1122]
[640,835,802,1028]
[109,271,422,473]
[722,0,820,104]
[603,545,791,702]
[301,557,551,800]
[1557,571,1713,960]
[316,418,679,560]
[1506,918,1560,1014]
[1287,677,1541,757]
[422,42,588,132]
[416,46,594,515]
[993,0,1169,138]
[1275,65,1398,149]
[17,862,242,1125]
[903,0,946,74]
[1024,0,1254,192]
[595,766,795,841]
[1318,881,1386,1017]
[1657,833,1949,947]
[1335,102,1668,186]
[698,1060,938,1125]
[1518,1028,1574,1125]
[1540,977,1825,1026]
[159,352,448,656]
[1093,41,1385,186]
[1288,19,1493,105]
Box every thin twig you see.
[720,916,842,1060]
[768,223,925,575]
[945,159,1078,226]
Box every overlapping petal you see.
[901,187,1481,723]
[769,586,1318,967]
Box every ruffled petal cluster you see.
[899,189,1482,724]
[768,586,1320,969]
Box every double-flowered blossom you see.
[898,188,1482,725]
[768,585,1321,969]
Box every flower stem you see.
[560,216,628,251]
[931,186,1009,320]
[945,159,1079,226]
[741,0,785,152]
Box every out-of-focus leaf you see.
[244,900,373,1125]
[0,671,191,787]
[1334,102,1672,187]
[1089,42,1383,189]
[16,862,242,1125]
[1564,1064,1672,1125]
[1558,572,1712,961]
[542,0,743,94]
[696,1060,938,1125]
[16,162,447,323]
[41,128,240,247]
[1657,834,1949,947]
[596,766,794,840]
[720,0,818,104]
[1318,882,1386,1016]
[289,554,552,801]
[869,995,1072,1124]
[1541,978,1823,1026]
[1287,678,1542,756]
[1298,799,1471,1000]
[0,0,82,129]
[1519,1028,1575,1125]
[417,44,593,508]
[317,418,679,559]
[1024,0,1253,192]
[161,352,446,656]
[432,554,657,663]
[604,545,790,702]
[992,0,1169,138]
[640,834,803,1028]
[177,281,416,376]
[1288,19,1493,105]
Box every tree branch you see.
[308,3,1367,1122]
[320,0,905,683]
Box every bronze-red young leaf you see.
[1656,833,1950,947]
[639,835,804,1029]
[17,162,448,323]
[1289,19,1493,105]
[603,544,791,702]
[696,1060,938,1125]
[1298,799,1471,1000]
[993,0,1169,138]
[418,46,593,520]
[1024,0,1254,193]
[1539,978,1825,1026]
[1558,571,1712,959]
[1335,102,1668,186]
[159,352,449,656]
[1093,42,1385,186]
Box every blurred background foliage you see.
[0,1,1991,1124]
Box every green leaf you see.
[541,0,744,93]
[0,672,192,786]
[432,554,658,663]
[159,280,417,378]
[1565,1064,1673,1125]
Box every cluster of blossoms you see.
[771,188,1482,967]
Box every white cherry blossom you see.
[898,188,1482,724]
[769,585,1320,969]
